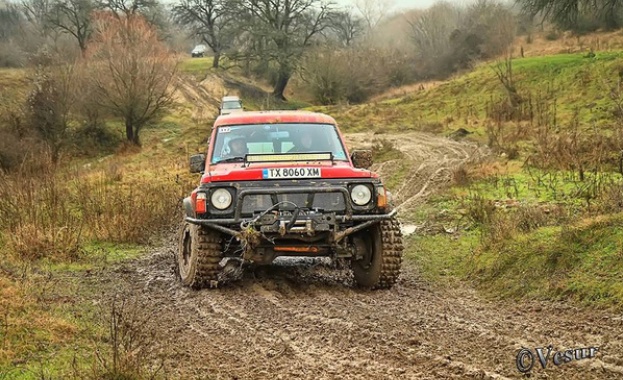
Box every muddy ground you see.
[84,132,623,379]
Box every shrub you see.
[0,161,185,261]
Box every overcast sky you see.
[338,0,446,11]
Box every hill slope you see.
[320,51,623,135]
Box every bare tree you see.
[96,0,168,30]
[409,2,461,62]
[0,3,23,41]
[21,0,54,38]
[25,53,77,161]
[48,0,94,53]
[96,0,157,16]
[173,0,236,68]
[354,0,393,31]
[238,0,334,100]
[464,0,516,58]
[85,13,177,145]
[328,8,363,47]
[518,0,623,30]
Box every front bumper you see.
[185,184,396,241]
[186,208,397,241]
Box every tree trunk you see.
[131,124,142,146]
[125,119,135,143]
[79,38,87,55]
[272,70,290,101]
[132,131,140,145]
[212,50,220,69]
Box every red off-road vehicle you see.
[177,111,403,289]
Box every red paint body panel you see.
[200,162,374,184]
[214,111,337,127]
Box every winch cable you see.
[285,207,300,232]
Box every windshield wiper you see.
[215,156,245,164]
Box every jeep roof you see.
[215,110,337,127]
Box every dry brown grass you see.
[463,196,571,248]
[370,80,445,103]
[511,30,623,58]
[84,295,164,380]
[0,155,191,262]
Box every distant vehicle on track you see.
[219,96,244,115]
[191,45,207,58]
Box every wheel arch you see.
[183,196,195,218]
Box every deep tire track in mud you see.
[90,249,623,380]
[85,132,623,379]
[345,132,489,219]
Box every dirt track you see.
[90,132,623,379]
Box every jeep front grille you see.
[241,192,346,215]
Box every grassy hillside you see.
[347,51,623,308]
[403,164,623,307]
[319,51,623,135]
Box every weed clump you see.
[371,138,403,162]
[0,160,185,262]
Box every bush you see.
[301,47,415,104]
[0,161,184,261]
[410,0,516,79]
[0,42,25,68]
[545,31,559,41]
[371,138,403,162]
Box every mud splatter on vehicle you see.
[177,111,403,289]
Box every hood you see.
[201,161,375,184]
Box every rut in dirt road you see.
[83,132,622,379]
[91,247,623,380]
[345,132,489,219]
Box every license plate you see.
[262,167,321,179]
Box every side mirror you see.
[189,153,206,173]
[351,150,373,169]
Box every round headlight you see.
[351,184,372,206]
[211,188,232,210]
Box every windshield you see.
[211,123,348,164]
[222,101,242,110]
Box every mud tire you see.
[176,222,224,289]
[352,217,403,289]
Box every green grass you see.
[452,168,623,205]
[406,232,480,283]
[470,215,623,306]
[399,155,623,306]
[405,210,623,306]
[40,242,145,272]
[0,240,149,378]
[320,51,623,134]
[178,56,214,80]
